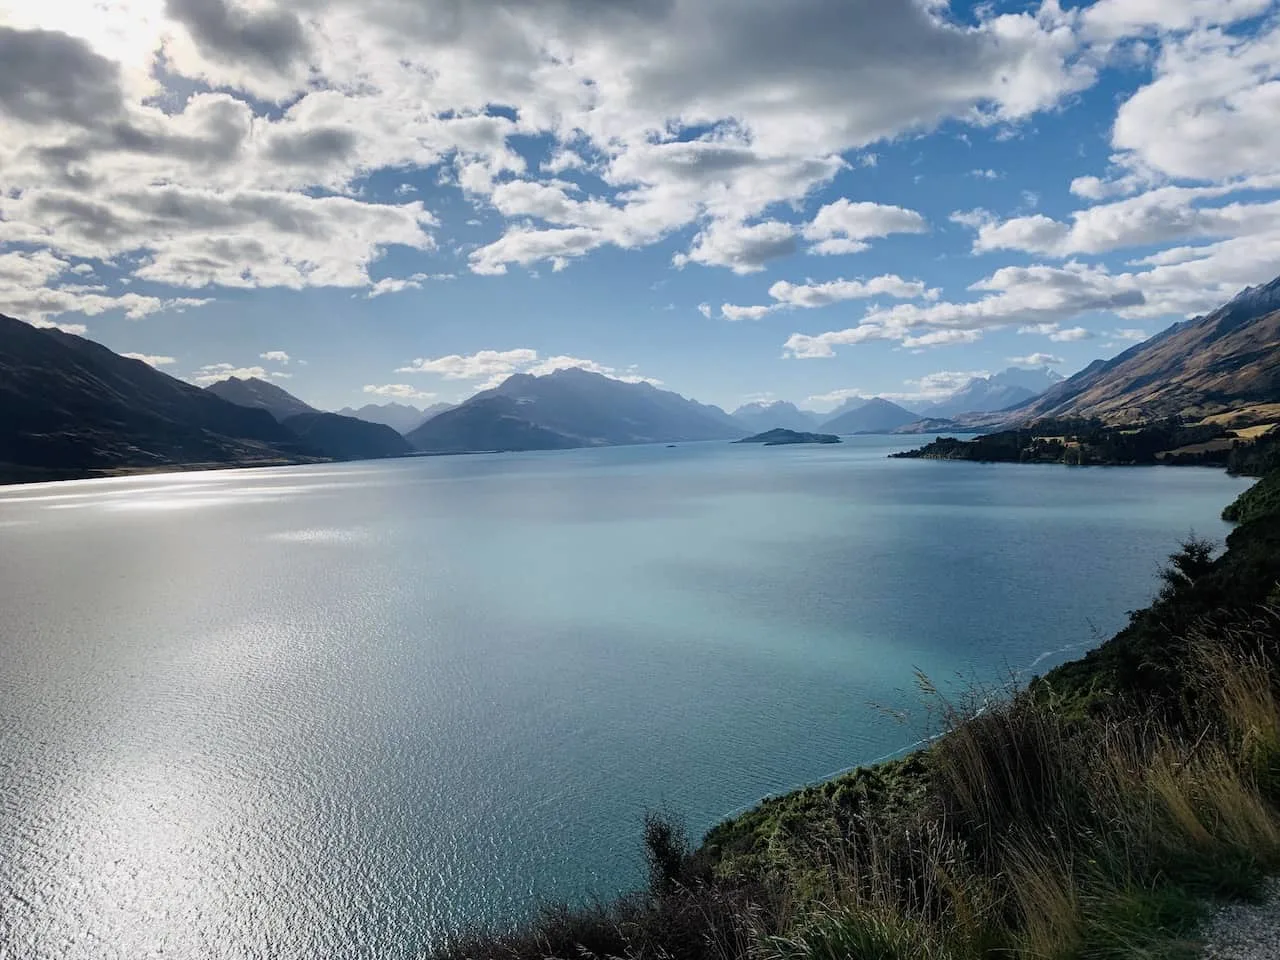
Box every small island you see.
[735,428,841,446]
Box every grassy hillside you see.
[436,457,1280,960]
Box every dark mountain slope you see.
[405,396,579,453]
[0,315,315,478]
[478,368,745,444]
[409,368,745,452]
[205,376,317,421]
[282,412,411,460]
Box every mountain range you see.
[407,367,745,451]
[731,401,821,433]
[920,367,1064,420]
[0,314,317,481]
[6,275,1280,480]
[336,401,454,434]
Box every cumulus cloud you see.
[395,348,658,389]
[397,348,540,380]
[965,184,1280,257]
[782,262,1143,358]
[0,0,1104,311]
[721,274,936,321]
[190,362,288,385]
[802,199,929,256]
[1008,352,1064,367]
[122,353,177,367]
[1112,327,1149,341]
[362,383,438,401]
[1108,19,1280,181]
[1048,326,1095,342]
[260,350,290,363]
[805,387,867,411]
[0,248,211,323]
[365,273,456,297]
[1082,0,1274,41]
[674,220,797,274]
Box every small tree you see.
[1158,536,1216,602]
[642,811,690,897]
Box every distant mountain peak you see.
[205,376,316,422]
[1220,274,1280,328]
[731,400,819,433]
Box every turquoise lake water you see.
[0,438,1253,958]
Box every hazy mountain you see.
[922,367,1064,419]
[0,315,315,479]
[731,401,821,433]
[407,368,745,452]
[1008,276,1280,424]
[820,398,921,434]
[406,396,579,452]
[336,401,454,434]
[481,368,743,443]
[205,376,316,421]
[824,395,871,420]
[282,412,412,460]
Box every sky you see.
[0,0,1278,414]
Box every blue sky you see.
[1,0,1278,413]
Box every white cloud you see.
[190,362,288,385]
[782,261,1143,358]
[260,350,290,363]
[0,0,1101,303]
[966,184,1280,257]
[1048,325,1095,342]
[122,353,177,367]
[722,304,775,322]
[397,348,540,380]
[395,348,658,389]
[805,387,866,411]
[969,168,1002,180]
[362,383,438,401]
[1008,352,1064,366]
[697,302,712,319]
[0,248,204,323]
[721,274,935,321]
[674,220,797,274]
[1112,327,1149,341]
[1109,20,1280,181]
[1082,0,1274,43]
[802,199,928,256]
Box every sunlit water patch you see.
[0,440,1253,958]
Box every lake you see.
[0,438,1253,958]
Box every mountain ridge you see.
[409,367,745,452]
[205,376,317,422]
[997,277,1280,425]
[0,315,319,479]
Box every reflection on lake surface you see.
[0,439,1252,958]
